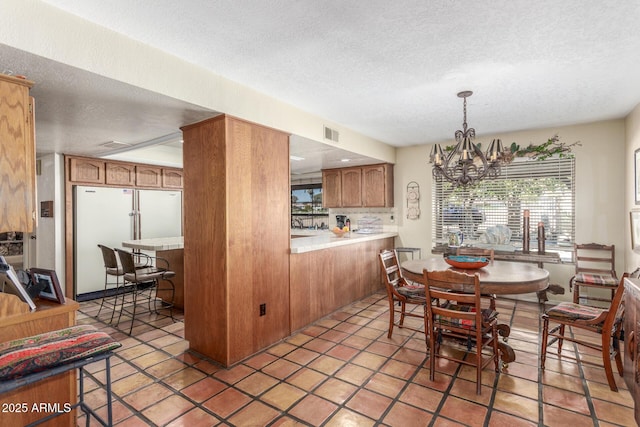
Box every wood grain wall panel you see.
[182,115,228,363]
[289,237,392,332]
[182,115,290,366]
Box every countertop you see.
[290,230,397,254]
[122,236,184,251]
[121,232,397,253]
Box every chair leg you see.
[387,297,395,339]
[557,324,565,353]
[128,284,140,335]
[399,301,406,326]
[155,278,175,321]
[601,331,618,392]
[109,275,122,324]
[613,330,624,376]
[540,316,549,369]
[491,324,500,372]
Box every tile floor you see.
[76,292,635,426]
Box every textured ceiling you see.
[38,0,640,147]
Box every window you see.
[432,157,575,257]
[291,184,329,229]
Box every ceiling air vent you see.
[323,126,339,143]
[100,140,131,149]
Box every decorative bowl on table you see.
[444,255,489,269]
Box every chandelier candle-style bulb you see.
[430,143,444,166]
[487,138,504,162]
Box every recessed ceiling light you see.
[341,158,351,162]
[290,155,305,161]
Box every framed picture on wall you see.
[635,148,640,205]
[631,211,640,252]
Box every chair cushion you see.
[396,284,426,301]
[573,273,618,286]
[0,325,121,380]
[106,266,123,276]
[435,303,498,329]
[546,302,605,322]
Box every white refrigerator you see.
[74,186,182,298]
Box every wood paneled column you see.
[181,115,290,366]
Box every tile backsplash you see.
[328,207,398,232]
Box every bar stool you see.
[114,248,176,334]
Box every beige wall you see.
[625,103,640,270]
[394,119,626,302]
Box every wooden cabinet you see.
[322,169,342,207]
[624,277,640,425]
[0,297,80,427]
[66,156,183,189]
[162,168,184,188]
[105,162,135,186]
[290,237,393,331]
[182,115,290,367]
[69,157,105,184]
[341,167,363,207]
[136,165,162,187]
[0,74,36,232]
[322,163,394,208]
[362,163,393,207]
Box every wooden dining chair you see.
[379,249,427,339]
[570,243,618,306]
[455,247,497,310]
[541,274,627,391]
[423,269,500,395]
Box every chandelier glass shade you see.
[430,91,505,187]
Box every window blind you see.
[432,157,575,253]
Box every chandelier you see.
[430,91,505,187]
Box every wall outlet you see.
[259,303,266,316]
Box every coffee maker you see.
[336,215,347,229]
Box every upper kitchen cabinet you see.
[106,162,135,186]
[322,163,394,208]
[362,163,393,207]
[136,165,162,188]
[162,168,184,189]
[322,169,342,207]
[341,167,363,207]
[0,74,36,233]
[66,155,183,189]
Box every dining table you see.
[401,257,550,364]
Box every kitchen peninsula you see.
[121,236,184,309]
[290,231,397,331]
